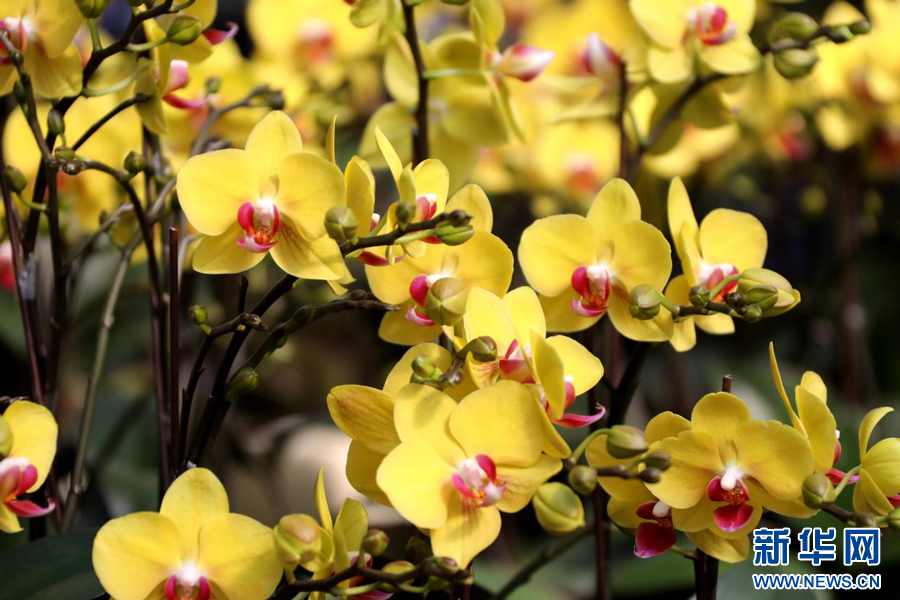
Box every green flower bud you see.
[606,425,648,459]
[4,165,27,194]
[229,366,259,396]
[628,284,661,320]
[688,285,711,307]
[737,268,801,316]
[849,20,872,36]
[568,465,598,496]
[887,508,900,532]
[405,536,432,563]
[189,305,208,326]
[394,201,416,229]
[273,514,323,566]
[361,528,390,557]
[639,467,661,484]
[447,209,471,227]
[76,0,110,19]
[743,285,779,311]
[380,561,417,593]
[774,48,819,79]
[431,556,460,574]
[828,25,854,43]
[533,482,586,536]
[324,206,359,243]
[425,278,468,327]
[205,77,222,95]
[47,110,65,136]
[54,147,77,161]
[467,336,498,363]
[853,511,877,528]
[167,15,204,46]
[267,91,286,111]
[124,151,146,175]
[0,415,12,456]
[412,355,438,379]
[802,473,834,509]
[724,291,745,309]
[642,451,672,471]
[743,304,763,323]
[434,223,475,246]
[8,50,22,68]
[777,13,818,41]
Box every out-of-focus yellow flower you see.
[0,0,83,98]
[0,401,57,534]
[149,0,235,64]
[376,381,561,567]
[852,408,900,518]
[630,0,760,84]
[92,468,282,600]
[178,111,351,282]
[519,178,673,340]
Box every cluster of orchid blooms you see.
[1,0,899,599]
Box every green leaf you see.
[0,529,103,600]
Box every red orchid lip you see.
[713,502,754,533]
[203,22,239,45]
[634,521,676,558]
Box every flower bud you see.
[742,304,763,323]
[776,13,818,41]
[887,508,900,532]
[228,366,259,396]
[425,278,468,327]
[273,514,324,567]
[324,206,359,244]
[405,536,432,563]
[205,77,222,94]
[380,561,417,594]
[412,355,438,379]
[724,291,745,309]
[533,483,585,536]
[849,20,872,35]
[47,110,65,136]
[467,336,498,363]
[431,556,460,574]
[642,451,672,471]
[498,44,554,82]
[853,511,877,528]
[361,528,390,557]
[434,223,475,246]
[802,473,834,509]
[124,151,146,176]
[583,33,621,81]
[167,15,204,46]
[267,91,286,111]
[628,284,661,320]
[4,165,27,194]
[774,48,819,79]
[640,467,662,484]
[76,0,110,19]
[828,25,854,43]
[189,305,208,326]
[606,425,648,459]
[737,268,801,316]
[743,285,778,311]
[394,200,416,229]
[568,465,597,496]
[0,415,12,456]
[447,209,471,227]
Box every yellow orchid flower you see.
[629,0,760,84]
[665,176,767,351]
[0,400,57,534]
[518,178,674,341]
[0,0,83,98]
[852,408,900,518]
[327,343,475,505]
[376,381,562,567]
[588,412,749,562]
[149,0,237,65]
[647,392,814,537]
[92,468,282,600]
[178,110,351,281]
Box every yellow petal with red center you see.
[5,400,57,491]
[375,127,404,182]
[377,440,455,529]
[245,111,303,192]
[519,215,600,297]
[698,209,767,272]
[734,420,814,501]
[25,44,82,99]
[690,392,750,445]
[192,224,267,275]
[414,159,450,213]
[699,34,761,76]
[347,441,390,506]
[441,83,511,148]
[346,157,375,237]
[327,385,400,455]
[92,512,182,600]
[378,307,442,346]
[862,438,900,496]
[394,384,466,465]
[384,343,454,396]
[178,149,258,236]
[333,499,369,574]
[800,371,827,403]
[159,468,229,561]
[665,275,697,352]
[196,513,282,600]
[541,291,603,333]
[269,219,349,281]
[586,178,642,248]
[496,455,563,513]
[859,407,894,459]
[463,287,519,358]
[531,332,565,421]
[686,530,749,564]
[449,380,545,467]
[0,504,21,534]
[796,386,837,474]
[629,0,691,48]
[276,153,346,241]
[608,494,654,530]
[645,411,691,445]
[545,335,603,396]
[667,177,698,249]
[586,434,647,501]
[607,288,674,342]
[717,0,756,33]
[365,248,443,305]
[431,496,501,568]
[853,469,896,516]
[610,220,672,292]
[647,430,723,509]
[647,44,692,85]
[446,185,493,233]
[447,232,514,296]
